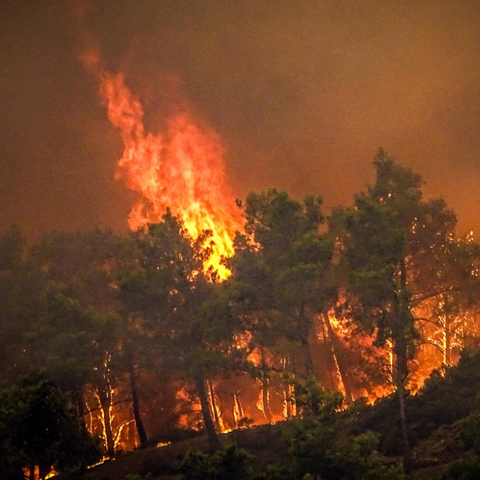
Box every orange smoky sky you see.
[1,1,480,239]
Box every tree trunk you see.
[75,388,86,418]
[299,309,315,376]
[207,378,223,431]
[261,379,272,423]
[444,314,451,366]
[282,356,295,419]
[300,336,315,377]
[394,337,411,474]
[99,386,115,458]
[283,383,293,419]
[195,376,221,448]
[128,358,148,446]
[396,259,412,474]
[260,348,273,423]
[322,312,354,404]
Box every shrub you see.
[441,457,480,480]
[176,442,253,480]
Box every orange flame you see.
[82,50,241,279]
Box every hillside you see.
[83,350,480,480]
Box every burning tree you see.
[335,150,459,472]
[228,189,335,421]
[118,211,247,447]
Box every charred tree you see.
[127,357,148,446]
[207,378,223,431]
[196,376,221,448]
[299,309,315,376]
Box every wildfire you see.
[82,50,241,279]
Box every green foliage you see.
[27,290,106,399]
[0,226,43,385]
[353,350,480,457]
[0,376,102,478]
[459,416,480,456]
[333,151,463,472]
[176,440,293,480]
[230,189,334,378]
[118,211,243,379]
[118,211,248,446]
[440,457,480,480]
[282,376,405,479]
[176,442,253,480]
[124,474,152,480]
[456,390,480,459]
[285,418,405,480]
[336,150,458,354]
[294,374,344,417]
[409,350,480,436]
[2,159,480,479]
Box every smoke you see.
[1,1,480,238]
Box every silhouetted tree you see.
[0,376,101,479]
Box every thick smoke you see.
[1,1,480,237]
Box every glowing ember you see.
[82,50,241,279]
[156,441,171,448]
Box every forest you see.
[3,151,480,480]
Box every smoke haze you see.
[1,1,480,237]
